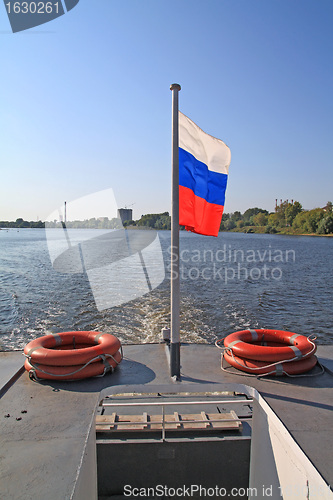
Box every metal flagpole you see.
[170,83,181,379]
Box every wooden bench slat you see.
[96,411,242,433]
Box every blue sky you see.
[1,0,332,221]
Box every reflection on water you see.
[0,228,332,350]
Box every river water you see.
[0,228,332,350]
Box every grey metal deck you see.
[0,343,332,499]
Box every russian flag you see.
[179,112,231,237]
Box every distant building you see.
[118,208,133,224]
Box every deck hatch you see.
[96,409,242,433]
[97,392,252,439]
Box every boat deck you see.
[0,343,332,499]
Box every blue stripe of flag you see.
[179,148,228,206]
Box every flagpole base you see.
[170,342,181,380]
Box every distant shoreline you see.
[227,227,333,237]
[2,201,332,235]
[2,226,333,238]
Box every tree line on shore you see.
[125,200,333,234]
[220,200,333,235]
[0,218,45,229]
[2,201,333,234]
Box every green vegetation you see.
[1,202,333,235]
[0,218,45,228]
[124,212,171,230]
[221,201,333,235]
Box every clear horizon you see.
[0,197,330,223]
[1,0,332,222]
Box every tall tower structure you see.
[118,208,133,224]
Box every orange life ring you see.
[24,331,121,366]
[24,349,122,381]
[223,329,315,362]
[24,331,123,381]
[223,350,318,376]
